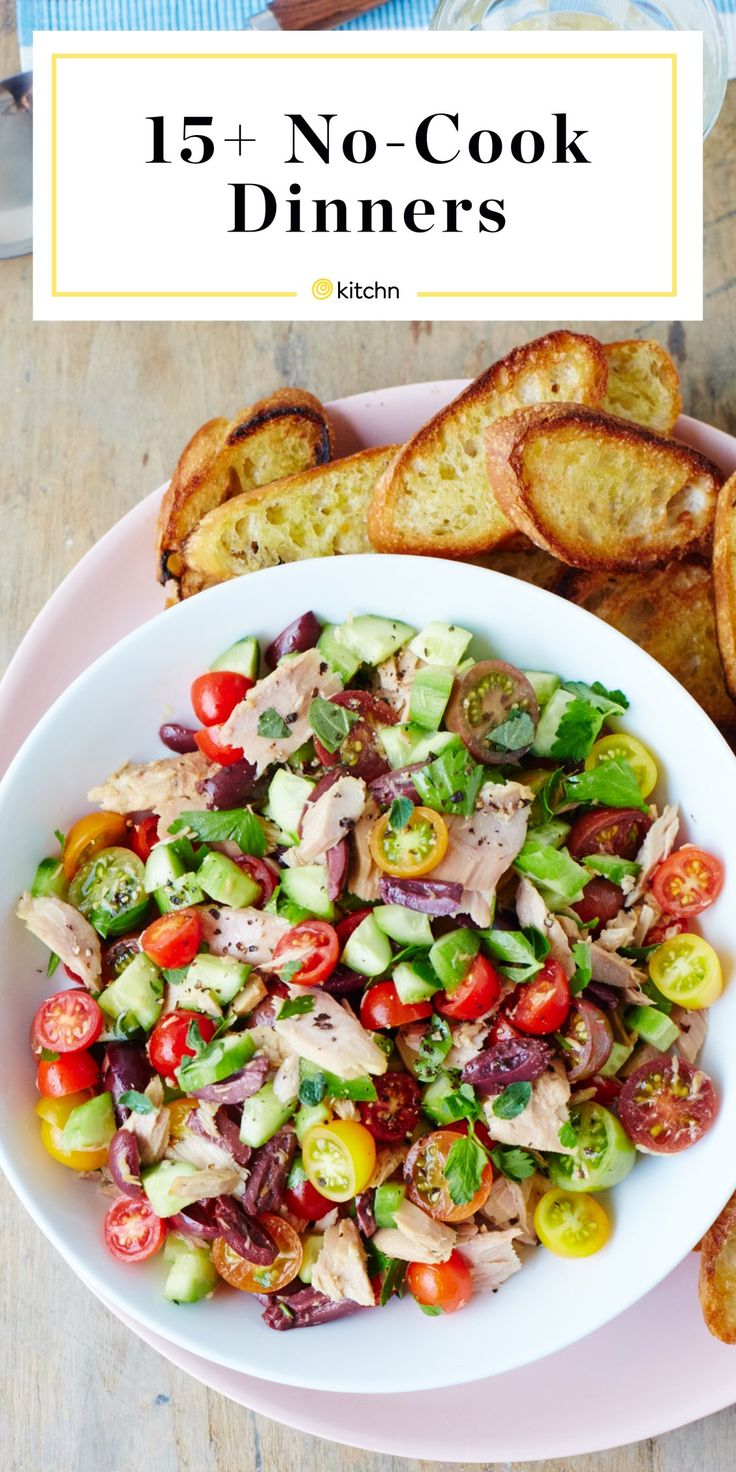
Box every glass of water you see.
[0,74,33,261]
[430,0,728,137]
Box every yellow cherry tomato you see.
[369,807,449,878]
[168,1097,198,1139]
[63,811,128,880]
[649,933,723,1009]
[302,1120,377,1203]
[36,1090,109,1171]
[584,733,658,800]
[534,1187,611,1259]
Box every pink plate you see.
[4,382,736,1459]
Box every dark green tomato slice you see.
[547,1101,636,1192]
[446,660,539,764]
[68,846,148,939]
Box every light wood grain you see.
[2,5,736,1467]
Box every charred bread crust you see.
[713,471,736,701]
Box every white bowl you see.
[1,553,735,1394]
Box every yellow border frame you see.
[50,51,678,301]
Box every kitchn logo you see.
[333,280,400,301]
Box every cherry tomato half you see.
[360,981,433,1031]
[194,728,244,766]
[212,1214,302,1294]
[645,913,688,947]
[405,1129,493,1223]
[128,815,160,863]
[302,1121,377,1203]
[369,807,448,878]
[141,909,202,970]
[284,1157,333,1221]
[359,1071,421,1143]
[567,807,652,861]
[313,691,397,783]
[445,660,539,764]
[191,671,251,727]
[37,1049,99,1098]
[436,953,502,1022]
[652,847,724,919]
[407,1251,473,1314]
[584,733,658,799]
[335,907,373,948]
[560,999,613,1084]
[62,811,128,881]
[31,990,104,1056]
[648,933,723,1010]
[534,1187,610,1258]
[618,1056,718,1154]
[511,960,571,1036]
[272,920,339,987]
[234,855,278,907]
[36,1090,108,1171]
[104,1196,167,1264]
[147,1010,219,1083]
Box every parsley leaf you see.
[412,743,485,818]
[642,978,674,1015]
[162,965,190,986]
[39,1048,60,1063]
[279,959,305,985]
[308,697,359,753]
[563,680,629,717]
[47,951,61,977]
[569,940,593,996]
[298,1062,377,1103]
[563,756,648,814]
[388,797,414,831]
[489,1146,538,1182]
[492,1082,532,1120]
[277,994,315,1020]
[119,1089,154,1115]
[438,1081,482,1125]
[582,854,640,884]
[169,808,267,858]
[515,839,588,906]
[550,698,605,762]
[54,829,66,849]
[444,1129,489,1206]
[414,1014,453,1082]
[486,708,535,756]
[558,1120,578,1148]
[482,927,549,983]
[257,707,291,740]
[185,1018,209,1059]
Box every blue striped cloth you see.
[16,0,736,74]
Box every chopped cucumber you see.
[142,1159,198,1218]
[144,842,186,894]
[409,621,473,668]
[393,961,440,1005]
[186,953,252,1005]
[177,1032,255,1092]
[532,688,604,759]
[524,671,561,708]
[163,1235,218,1304]
[240,1081,295,1149]
[31,856,68,901]
[429,928,479,992]
[297,1232,324,1285]
[334,614,415,666]
[373,904,433,946]
[626,1006,680,1051]
[598,1039,635,1078]
[342,912,392,977]
[378,724,458,770]
[98,952,163,1031]
[61,1091,116,1152]
[317,624,362,683]
[265,769,315,843]
[373,1181,407,1229]
[421,1071,461,1126]
[409,666,454,732]
[209,636,260,681]
[154,872,205,914]
[280,864,335,920]
[295,1100,331,1145]
[197,852,260,909]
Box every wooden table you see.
[3,5,736,1467]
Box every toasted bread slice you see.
[602,339,682,433]
[470,542,568,594]
[367,331,608,558]
[699,1192,736,1344]
[183,445,398,588]
[487,405,722,571]
[157,388,334,588]
[713,471,736,701]
[562,560,736,745]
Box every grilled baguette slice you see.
[157,388,334,589]
[713,470,736,700]
[367,331,608,558]
[562,559,736,747]
[486,404,722,571]
[470,542,567,594]
[699,1191,736,1344]
[602,339,682,433]
[184,444,398,586]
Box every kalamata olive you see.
[102,1043,153,1123]
[262,1286,365,1331]
[354,1191,377,1238]
[214,1105,252,1167]
[168,1201,220,1241]
[320,964,365,997]
[462,1037,552,1094]
[214,1197,278,1265]
[567,808,652,861]
[369,763,423,805]
[586,980,620,1011]
[572,878,624,931]
[107,1129,143,1199]
[192,1054,269,1104]
[445,660,539,764]
[326,840,349,900]
[561,999,613,1083]
[241,1127,297,1215]
[159,722,198,754]
[101,935,141,985]
[200,757,266,811]
[265,612,322,670]
[378,876,463,915]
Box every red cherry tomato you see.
[233,855,278,907]
[436,954,502,1021]
[141,909,202,969]
[511,960,571,1036]
[31,990,104,1056]
[129,815,160,863]
[407,1251,473,1314]
[442,1117,494,1152]
[37,1048,99,1097]
[335,908,373,948]
[359,1071,421,1142]
[489,1008,522,1045]
[567,807,652,861]
[571,878,624,931]
[63,965,84,984]
[284,1162,333,1222]
[646,913,689,946]
[191,671,252,727]
[103,1196,167,1263]
[313,691,397,783]
[360,981,433,1031]
[651,847,724,919]
[272,920,340,987]
[588,1073,622,1108]
[194,728,244,766]
[147,1009,219,1082]
[618,1056,718,1154]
